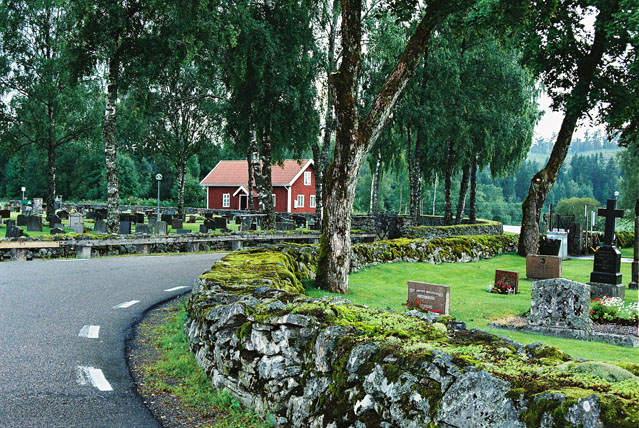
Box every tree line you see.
[1,0,638,293]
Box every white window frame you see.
[297,194,304,208]
[304,171,311,186]
[272,193,276,207]
[310,195,316,208]
[222,193,230,208]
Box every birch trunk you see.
[46,106,56,220]
[176,161,186,221]
[408,126,423,219]
[369,152,381,215]
[257,136,275,230]
[432,173,438,215]
[469,156,477,223]
[518,4,614,256]
[104,55,120,234]
[247,138,258,213]
[443,143,454,225]
[316,0,448,293]
[455,163,470,224]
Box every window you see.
[304,171,311,186]
[222,193,230,208]
[297,194,304,208]
[272,193,276,207]
[310,195,316,208]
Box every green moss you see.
[237,322,252,342]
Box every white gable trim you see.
[199,160,223,186]
[287,159,314,186]
[286,186,291,213]
[233,186,249,196]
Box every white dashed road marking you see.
[112,300,140,309]
[77,366,113,391]
[78,325,100,339]
[164,286,189,292]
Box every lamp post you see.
[21,186,25,200]
[156,173,163,223]
[614,191,619,199]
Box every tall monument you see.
[589,198,624,299]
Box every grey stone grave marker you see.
[526,255,562,279]
[171,219,183,230]
[33,198,43,214]
[6,225,23,238]
[135,224,151,235]
[93,220,106,234]
[199,224,208,233]
[69,213,84,234]
[48,215,62,228]
[17,214,27,226]
[136,213,145,224]
[154,221,167,235]
[214,217,228,230]
[119,221,131,235]
[528,278,592,333]
[161,214,173,223]
[407,281,450,315]
[0,209,10,219]
[589,198,624,299]
[6,219,15,228]
[26,215,42,232]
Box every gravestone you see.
[494,270,519,294]
[93,220,107,234]
[276,221,294,231]
[50,227,65,235]
[171,219,183,230]
[630,200,639,290]
[17,214,27,226]
[407,281,450,315]
[135,213,145,224]
[241,217,252,231]
[26,215,42,232]
[119,221,131,235]
[6,225,23,238]
[214,217,227,231]
[69,213,84,234]
[0,209,10,219]
[528,278,592,333]
[154,221,168,235]
[177,229,189,235]
[56,209,69,220]
[6,219,15,228]
[567,222,584,255]
[199,224,209,233]
[204,213,213,219]
[48,215,62,229]
[161,214,173,223]
[135,224,151,235]
[526,255,562,279]
[33,198,43,213]
[119,213,131,223]
[589,199,624,299]
[149,216,157,226]
[86,211,96,220]
[546,231,568,260]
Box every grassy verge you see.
[137,301,269,428]
[306,253,639,363]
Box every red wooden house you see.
[200,159,316,213]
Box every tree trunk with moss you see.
[316,0,446,293]
[469,156,478,223]
[257,136,275,230]
[176,160,186,221]
[518,5,613,256]
[409,126,423,219]
[369,151,381,215]
[443,142,454,225]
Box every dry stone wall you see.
[186,238,638,427]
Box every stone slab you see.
[526,255,562,279]
[407,281,450,315]
[590,245,622,285]
[546,231,568,260]
[494,270,519,294]
[93,220,106,234]
[26,215,42,232]
[588,281,625,300]
[528,278,592,332]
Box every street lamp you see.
[156,173,163,223]
[21,186,25,200]
[614,191,620,199]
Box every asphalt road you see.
[0,253,224,428]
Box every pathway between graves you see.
[0,253,225,428]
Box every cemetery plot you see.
[492,270,519,294]
[406,281,450,315]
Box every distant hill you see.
[526,147,622,165]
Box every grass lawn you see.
[306,253,639,363]
[621,247,635,259]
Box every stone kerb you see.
[186,245,635,427]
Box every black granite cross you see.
[598,199,624,245]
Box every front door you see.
[239,194,247,210]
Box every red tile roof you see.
[200,159,313,187]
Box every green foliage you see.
[556,197,600,221]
